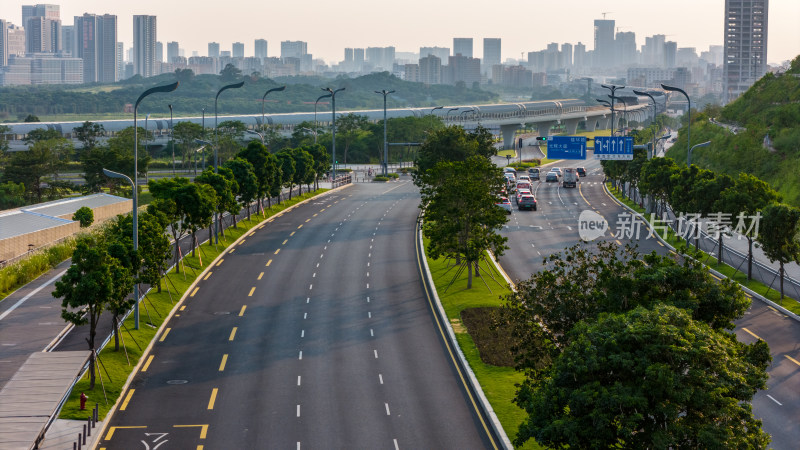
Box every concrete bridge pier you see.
[564,118,581,135]
[584,117,597,132]
[537,121,557,138]
[500,124,521,150]
[597,116,611,130]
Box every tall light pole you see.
[315,93,332,139]
[130,81,179,329]
[144,113,150,158]
[688,140,711,167]
[261,85,286,133]
[600,84,624,135]
[322,87,345,182]
[168,104,174,175]
[633,89,658,159]
[375,89,395,176]
[199,108,205,174]
[662,83,692,160]
[246,129,265,145]
[446,107,459,118]
[609,95,628,136]
[430,105,443,115]
[215,81,245,172]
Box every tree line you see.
[52,138,328,388]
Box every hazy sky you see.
[2,0,798,65]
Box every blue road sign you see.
[594,136,633,160]
[545,136,587,160]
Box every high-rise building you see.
[254,39,267,59]
[133,15,156,78]
[664,41,677,68]
[208,42,219,58]
[156,41,163,62]
[723,0,768,103]
[344,48,353,63]
[404,64,419,82]
[419,54,442,85]
[22,4,59,26]
[116,41,124,80]
[419,46,449,61]
[0,20,7,67]
[483,38,501,77]
[615,32,636,66]
[366,46,395,71]
[453,38,473,58]
[354,48,364,65]
[25,16,60,53]
[573,42,586,70]
[60,24,74,56]
[74,13,117,83]
[593,19,616,67]
[7,24,26,58]
[281,40,307,59]
[167,41,179,62]
[232,42,244,58]
[445,53,480,86]
[561,43,573,68]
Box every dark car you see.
[576,167,587,177]
[518,194,537,211]
[545,172,558,182]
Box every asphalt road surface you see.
[102,181,497,449]
[498,156,800,449]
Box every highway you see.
[101,181,496,449]
[498,156,800,449]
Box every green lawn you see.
[606,184,800,315]
[425,245,542,449]
[59,190,328,420]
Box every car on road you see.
[551,167,563,177]
[503,167,517,175]
[576,167,587,177]
[545,172,559,183]
[517,194,537,210]
[517,175,531,183]
[515,188,531,204]
[563,168,578,188]
[496,197,512,214]
[528,167,540,180]
[516,181,532,192]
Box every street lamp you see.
[633,89,659,159]
[246,129,265,145]
[198,108,205,174]
[601,84,624,135]
[315,93,332,140]
[215,81,245,172]
[609,95,628,136]
[687,140,711,167]
[168,104,174,175]
[144,113,150,158]
[430,105,443,115]
[375,89,395,176]
[322,87,345,182]
[662,83,692,160]
[261,85,286,132]
[301,127,318,144]
[130,81,179,329]
[446,107,459,118]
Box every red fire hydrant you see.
[80,392,87,410]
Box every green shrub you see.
[0,238,76,300]
[73,206,94,227]
[373,176,389,182]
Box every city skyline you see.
[1,0,798,65]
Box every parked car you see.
[528,167,540,180]
[576,167,587,177]
[496,197,512,214]
[545,172,559,183]
[518,194,538,211]
[563,168,578,188]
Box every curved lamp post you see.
[430,105,443,115]
[168,104,174,175]
[129,81,179,329]
[609,95,628,136]
[322,87,345,182]
[261,85,286,132]
[314,93,332,140]
[446,107,459,118]
[600,84,624,135]
[688,140,711,167]
[633,89,659,159]
[662,83,691,160]
[214,81,245,172]
[375,89,395,176]
[246,129,265,145]
[301,127,318,144]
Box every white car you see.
[517,175,531,183]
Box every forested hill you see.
[0,71,497,121]
[667,55,800,206]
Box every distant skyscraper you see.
[281,40,307,59]
[25,16,60,53]
[573,42,586,69]
[6,24,26,57]
[156,41,163,62]
[419,54,442,85]
[366,46,394,71]
[723,0,768,103]
[232,42,244,58]
[22,4,59,26]
[61,24,73,56]
[116,41,124,80]
[133,15,156,77]
[561,43,573,68]
[419,46,449,61]
[344,48,353,63]
[664,41,677,68]
[254,39,267,59]
[354,48,364,65]
[167,41,179,62]
[483,38,501,76]
[0,20,7,66]
[445,53,480,86]
[593,18,615,67]
[74,13,117,83]
[453,38,473,57]
[615,31,637,66]
[208,42,219,58]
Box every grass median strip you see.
[58,190,328,421]
[424,238,541,449]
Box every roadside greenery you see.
[0,239,76,301]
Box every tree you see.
[23,127,61,144]
[174,68,195,84]
[515,305,770,449]
[758,203,800,300]
[0,124,10,153]
[265,153,282,206]
[715,173,779,279]
[107,211,171,297]
[195,168,237,234]
[2,139,67,202]
[219,63,242,82]
[104,235,137,352]
[639,156,678,216]
[415,125,496,182]
[237,141,271,209]
[276,150,296,200]
[81,127,151,193]
[23,114,40,123]
[73,121,105,151]
[0,181,26,209]
[73,206,94,227]
[335,113,370,164]
[173,121,203,169]
[291,147,315,196]
[302,143,329,190]
[223,158,258,220]
[52,236,116,389]
[215,120,247,162]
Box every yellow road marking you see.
[219,354,228,371]
[216,259,224,266]
[180,305,186,311]
[207,388,218,409]
[159,328,171,342]
[248,232,255,237]
[120,389,135,411]
[742,327,762,340]
[282,239,288,245]
[710,273,721,281]
[190,287,199,297]
[105,426,146,440]
[786,355,800,367]
[274,249,280,255]
[239,305,246,316]
[239,239,246,245]
[257,272,264,280]
[615,240,622,245]
[297,224,303,229]
[173,424,209,439]
[290,231,296,236]
[305,218,311,222]
[229,327,237,341]
[248,287,255,296]
[266,259,272,267]
[657,241,664,247]
[578,184,591,205]
[313,213,318,217]
[320,208,325,212]
[327,204,331,207]
[203,272,212,280]
[141,355,154,372]
[229,248,235,253]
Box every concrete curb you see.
[603,182,800,324]
[416,224,513,450]
[90,186,349,449]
